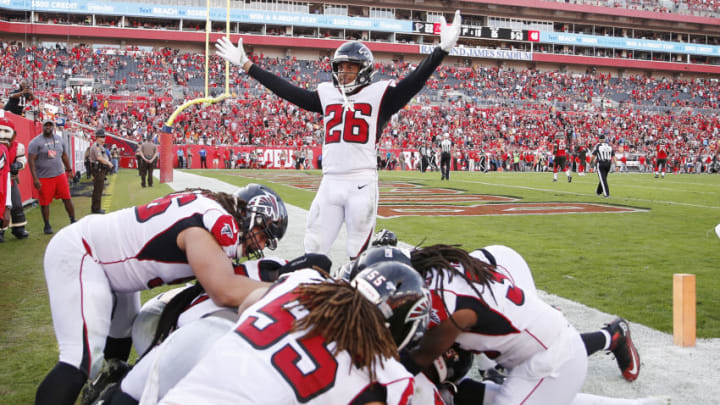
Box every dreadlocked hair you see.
[291,281,398,381]
[410,244,496,329]
[178,188,248,223]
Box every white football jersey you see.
[317,81,393,175]
[161,269,415,405]
[178,256,288,327]
[426,251,568,369]
[79,192,241,292]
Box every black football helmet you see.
[233,183,288,257]
[334,246,412,281]
[371,229,398,247]
[331,41,374,94]
[351,261,430,351]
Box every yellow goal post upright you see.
[159,0,231,183]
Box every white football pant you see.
[304,172,378,259]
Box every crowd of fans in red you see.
[1,41,718,173]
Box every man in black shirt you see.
[3,81,34,116]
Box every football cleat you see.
[605,317,640,382]
[80,359,131,405]
[568,176,572,183]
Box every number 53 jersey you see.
[80,192,241,292]
[160,269,415,405]
[426,246,570,371]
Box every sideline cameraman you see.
[88,129,113,214]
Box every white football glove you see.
[439,10,462,52]
[215,36,250,67]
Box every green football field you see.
[1,168,718,404]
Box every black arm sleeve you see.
[247,64,323,113]
[379,47,448,123]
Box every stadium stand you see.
[1,0,719,174]
[1,40,718,173]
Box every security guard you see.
[591,134,615,198]
[88,129,113,213]
[138,135,158,187]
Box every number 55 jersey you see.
[160,269,415,405]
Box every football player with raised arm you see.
[216,11,461,260]
[34,184,288,405]
[654,139,669,178]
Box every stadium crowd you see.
[1,41,719,173]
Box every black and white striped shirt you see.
[441,139,452,154]
[592,142,614,163]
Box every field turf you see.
[1,168,717,404]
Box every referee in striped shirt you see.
[440,132,452,180]
[591,134,615,198]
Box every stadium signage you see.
[2,0,413,32]
[31,0,78,9]
[542,31,720,56]
[419,45,532,61]
[87,3,113,12]
[413,21,539,42]
[5,0,720,57]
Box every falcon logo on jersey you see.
[428,290,449,327]
[211,215,238,247]
[221,223,234,240]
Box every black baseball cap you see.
[95,129,106,137]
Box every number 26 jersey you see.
[317,81,393,176]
